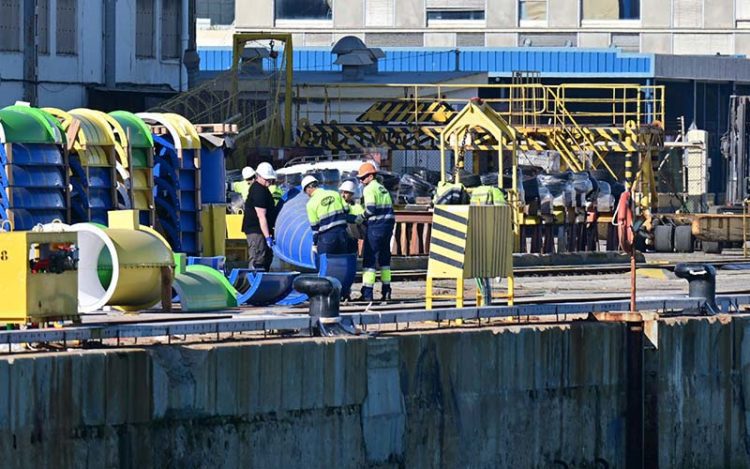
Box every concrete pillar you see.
[23,0,38,105]
[486,0,517,28]
[641,33,672,54]
[640,0,671,27]
[703,0,734,28]
[334,0,364,28]
[395,0,424,28]
[235,0,274,28]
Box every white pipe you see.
[42,222,120,312]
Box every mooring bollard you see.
[293,275,356,335]
[674,263,718,314]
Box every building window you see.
[161,0,180,60]
[426,10,485,21]
[38,0,49,54]
[275,0,331,20]
[56,0,77,55]
[136,0,155,58]
[196,0,235,25]
[582,0,640,20]
[519,0,547,21]
[0,0,20,51]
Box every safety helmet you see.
[241,166,256,180]
[256,162,277,180]
[357,161,378,179]
[301,175,319,190]
[339,180,357,193]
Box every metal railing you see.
[294,83,665,131]
[0,294,746,352]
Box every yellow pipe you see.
[104,227,174,311]
[41,222,173,312]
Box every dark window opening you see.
[136,0,155,58]
[582,0,640,20]
[161,0,181,59]
[37,0,49,54]
[57,0,78,55]
[0,0,21,52]
[426,10,485,21]
[275,0,332,20]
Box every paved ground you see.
[80,251,750,322]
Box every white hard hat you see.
[301,175,318,190]
[256,162,277,180]
[339,180,357,193]
[241,166,255,180]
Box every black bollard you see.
[673,263,718,314]
[293,275,356,336]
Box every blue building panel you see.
[198,46,655,78]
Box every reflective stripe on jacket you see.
[306,189,350,244]
[470,185,507,205]
[363,180,394,225]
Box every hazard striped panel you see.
[578,128,638,152]
[465,205,513,278]
[357,100,456,124]
[427,205,470,277]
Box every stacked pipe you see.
[0,105,69,230]
[44,108,118,225]
[138,113,202,256]
[109,111,156,226]
[199,130,229,256]
[0,104,239,261]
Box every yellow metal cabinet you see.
[0,231,78,323]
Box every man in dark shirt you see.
[242,162,278,270]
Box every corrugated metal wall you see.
[198,46,654,77]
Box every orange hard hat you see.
[358,162,378,178]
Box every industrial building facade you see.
[196,0,750,55]
[0,0,195,110]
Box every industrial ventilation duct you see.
[332,36,385,81]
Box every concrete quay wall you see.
[0,316,749,468]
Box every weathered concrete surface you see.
[652,316,750,468]
[1,316,750,467]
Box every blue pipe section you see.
[228,269,298,306]
[7,166,65,187]
[0,143,67,230]
[275,253,357,306]
[200,146,225,204]
[2,143,64,165]
[272,191,358,303]
[273,192,316,270]
[151,135,201,255]
[69,156,89,223]
[187,256,225,271]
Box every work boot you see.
[358,285,374,302]
[381,284,392,301]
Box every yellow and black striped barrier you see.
[426,205,514,309]
[357,100,456,124]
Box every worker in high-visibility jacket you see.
[232,166,256,201]
[303,175,353,256]
[357,162,395,301]
[433,180,470,205]
[469,185,507,205]
[339,179,365,254]
[268,183,283,206]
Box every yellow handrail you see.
[546,87,617,179]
